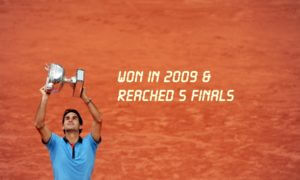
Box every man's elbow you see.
[34,121,45,129]
[94,117,102,124]
[93,113,103,124]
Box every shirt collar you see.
[63,136,83,144]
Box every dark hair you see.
[62,109,83,133]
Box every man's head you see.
[62,109,83,134]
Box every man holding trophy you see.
[34,64,102,180]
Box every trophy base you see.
[73,69,85,97]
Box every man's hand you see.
[44,64,49,72]
[40,85,50,97]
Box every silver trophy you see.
[45,63,85,97]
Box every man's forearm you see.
[85,100,102,123]
[34,95,48,129]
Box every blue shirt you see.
[44,133,100,180]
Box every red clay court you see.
[0,0,299,179]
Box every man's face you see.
[63,112,81,132]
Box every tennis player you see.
[34,86,102,180]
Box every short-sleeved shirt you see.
[43,133,101,180]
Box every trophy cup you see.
[45,63,85,97]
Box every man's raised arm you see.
[81,88,102,142]
[34,86,52,143]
